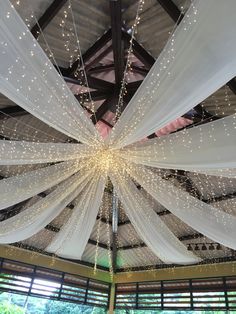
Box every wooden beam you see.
[0,103,113,131]
[0,245,111,282]
[87,76,114,91]
[91,95,115,123]
[0,134,11,141]
[157,0,183,24]
[114,260,236,283]
[110,0,124,87]
[122,31,155,68]
[179,233,204,242]
[118,233,204,251]
[118,186,236,227]
[85,46,113,71]
[227,78,236,94]
[0,106,27,119]
[31,0,68,39]
[44,222,111,251]
[68,29,112,75]
[64,75,114,91]
[1,246,236,285]
[174,169,202,199]
[132,65,149,75]
[12,242,110,271]
[205,191,236,204]
[88,239,111,251]
[82,29,112,64]
[194,104,217,120]
[118,243,147,251]
[88,64,149,76]
[108,283,116,314]
[74,90,112,102]
[88,64,115,74]
[126,80,143,93]
[0,200,29,221]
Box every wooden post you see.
[108,283,116,314]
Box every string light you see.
[0,0,235,275]
[103,189,113,279]
[66,0,96,116]
[115,0,145,120]
[93,196,105,274]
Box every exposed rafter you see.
[116,255,236,273]
[82,104,113,128]
[156,0,236,108]
[82,29,112,64]
[31,0,68,39]
[118,179,236,227]
[126,80,142,93]
[1,0,235,275]
[91,96,115,124]
[64,75,114,91]
[67,29,112,75]
[0,103,113,130]
[122,31,155,68]
[11,242,109,271]
[194,104,219,121]
[43,221,205,253]
[88,64,115,74]
[156,0,183,24]
[0,105,26,119]
[109,0,124,87]
[85,46,113,71]
[74,90,112,102]
[227,78,236,95]
[88,64,148,75]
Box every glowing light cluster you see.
[1,0,236,273]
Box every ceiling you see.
[0,0,236,272]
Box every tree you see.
[43,300,103,314]
[0,301,25,314]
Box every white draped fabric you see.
[107,0,236,148]
[120,114,236,178]
[128,164,236,250]
[0,140,93,165]
[0,171,93,243]
[0,161,80,210]
[0,0,236,266]
[0,0,101,146]
[110,171,200,264]
[47,173,106,259]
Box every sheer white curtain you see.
[120,114,236,178]
[128,164,236,250]
[0,170,93,243]
[0,0,101,145]
[107,0,236,148]
[0,140,94,165]
[47,173,106,259]
[0,160,80,210]
[110,171,200,265]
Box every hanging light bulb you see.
[194,244,199,251]
[216,243,221,250]
[209,243,215,250]
[187,244,193,251]
[201,244,207,250]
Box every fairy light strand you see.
[67,0,96,117]
[115,0,145,120]
[1,0,235,274]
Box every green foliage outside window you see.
[0,292,106,314]
[0,301,25,314]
